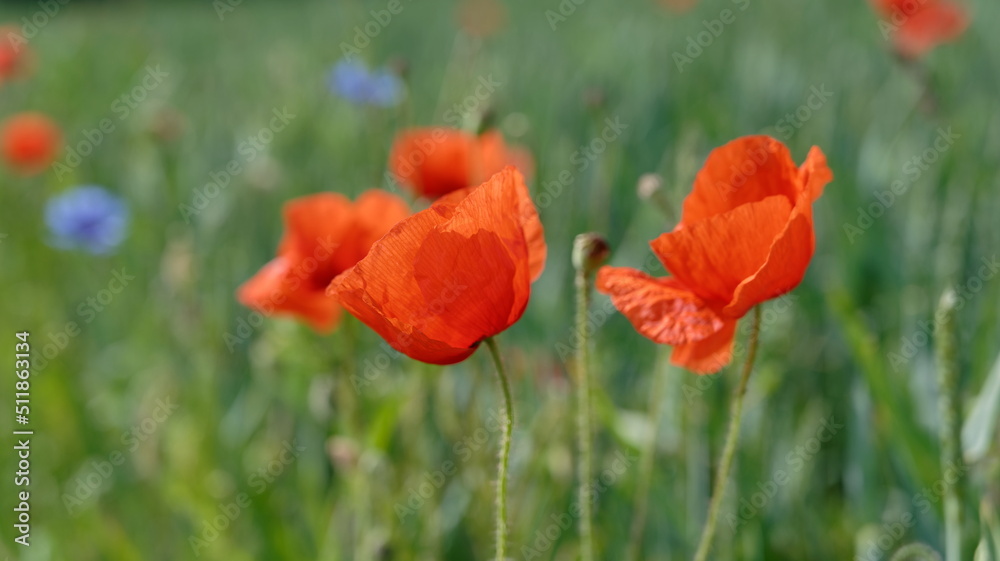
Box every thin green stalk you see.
[625,349,669,561]
[575,266,595,561]
[692,306,762,561]
[934,289,963,561]
[485,336,513,561]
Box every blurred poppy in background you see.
[871,0,968,58]
[597,136,833,374]
[389,127,533,199]
[330,166,546,364]
[0,26,31,85]
[45,186,129,255]
[328,59,406,108]
[239,189,410,332]
[1,112,62,175]
[456,0,508,38]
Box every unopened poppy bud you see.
[637,172,677,222]
[637,173,662,201]
[573,233,610,275]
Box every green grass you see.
[1,0,999,559]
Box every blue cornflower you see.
[44,186,129,255]
[328,59,404,108]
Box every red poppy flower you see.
[597,136,832,374]
[329,166,546,365]
[0,26,30,85]
[389,127,534,199]
[872,0,968,58]
[238,190,410,332]
[1,112,61,175]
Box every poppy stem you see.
[934,290,963,561]
[571,232,609,561]
[484,336,513,561]
[692,305,762,561]
[575,266,596,561]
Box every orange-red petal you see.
[679,136,799,227]
[237,256,342,332]
[893,2,968,58]
[596,267,724,344]
[652,195,793,307]
[330,167,542,365]
[669,320,737,374]
[389,128,474,198]
[1,112,62,174]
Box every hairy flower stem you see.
[934,290,963,561]
[692,306,761,561]
[575,266,596,561]
[485,337,513,561]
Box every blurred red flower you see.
[329,167,546,365]
[456,0,509,38]
[389,128,533,199]
[597,136,833,374]
[656,0,699,13]
[0,26,31,85]
[1,112,61,175]
[872,0,968,58]
[238,190,410,332]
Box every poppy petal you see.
[670,319,737,374]
[680,136,799,226]
[798,146,834,203]
[724,207,813,318]
[894,2,968,58]
[343,189,411,265]
[652,195,793,306]
[280,193,354,261]
[330,167,540,365]
[389,128,473,198]
[596,266,725,344]
[238,257,342,332]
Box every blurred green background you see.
[1,0,999,559]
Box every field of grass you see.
[1,0,999,559]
